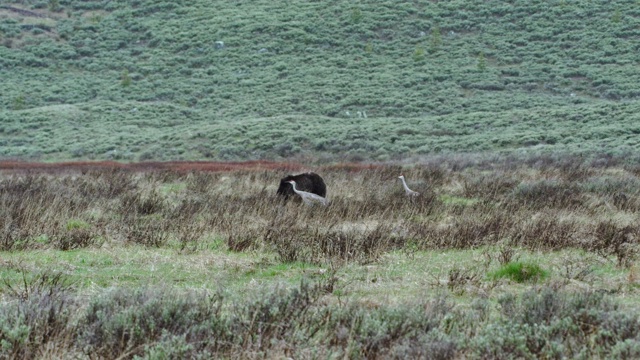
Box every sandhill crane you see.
[398,175,420,197]
[287,180,328,206]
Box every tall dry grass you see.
[1,157,639,265]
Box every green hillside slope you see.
[1,0,639,161]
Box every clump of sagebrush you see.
[0,270,76,359]
[478,287,640,359]
[2,269,75,301]
[78,287,228,358]
[76,278,338,358]
[2,280,638,359]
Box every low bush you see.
[0,271,75,359]
[1,279,638,358]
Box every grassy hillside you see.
[1,0,639,161]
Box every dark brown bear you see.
[276,172,327,199]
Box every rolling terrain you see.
[1,0,639,161]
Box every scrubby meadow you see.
[2,155,640,358]
[2,0,640,358]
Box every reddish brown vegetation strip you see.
[0,160,306,173]
[0,160,385,174]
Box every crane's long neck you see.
[400,177,411,192]
[290,182,299,194]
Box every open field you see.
[1,157,640,358]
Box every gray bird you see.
[398,175,420,197]
[288,180,328,206]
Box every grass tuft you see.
[490,261,549,283]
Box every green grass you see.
[1,0,640,161]
[489,261,549,283]
[0,247,319,291]
[0,247,632,308]
[65,219,90,230]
